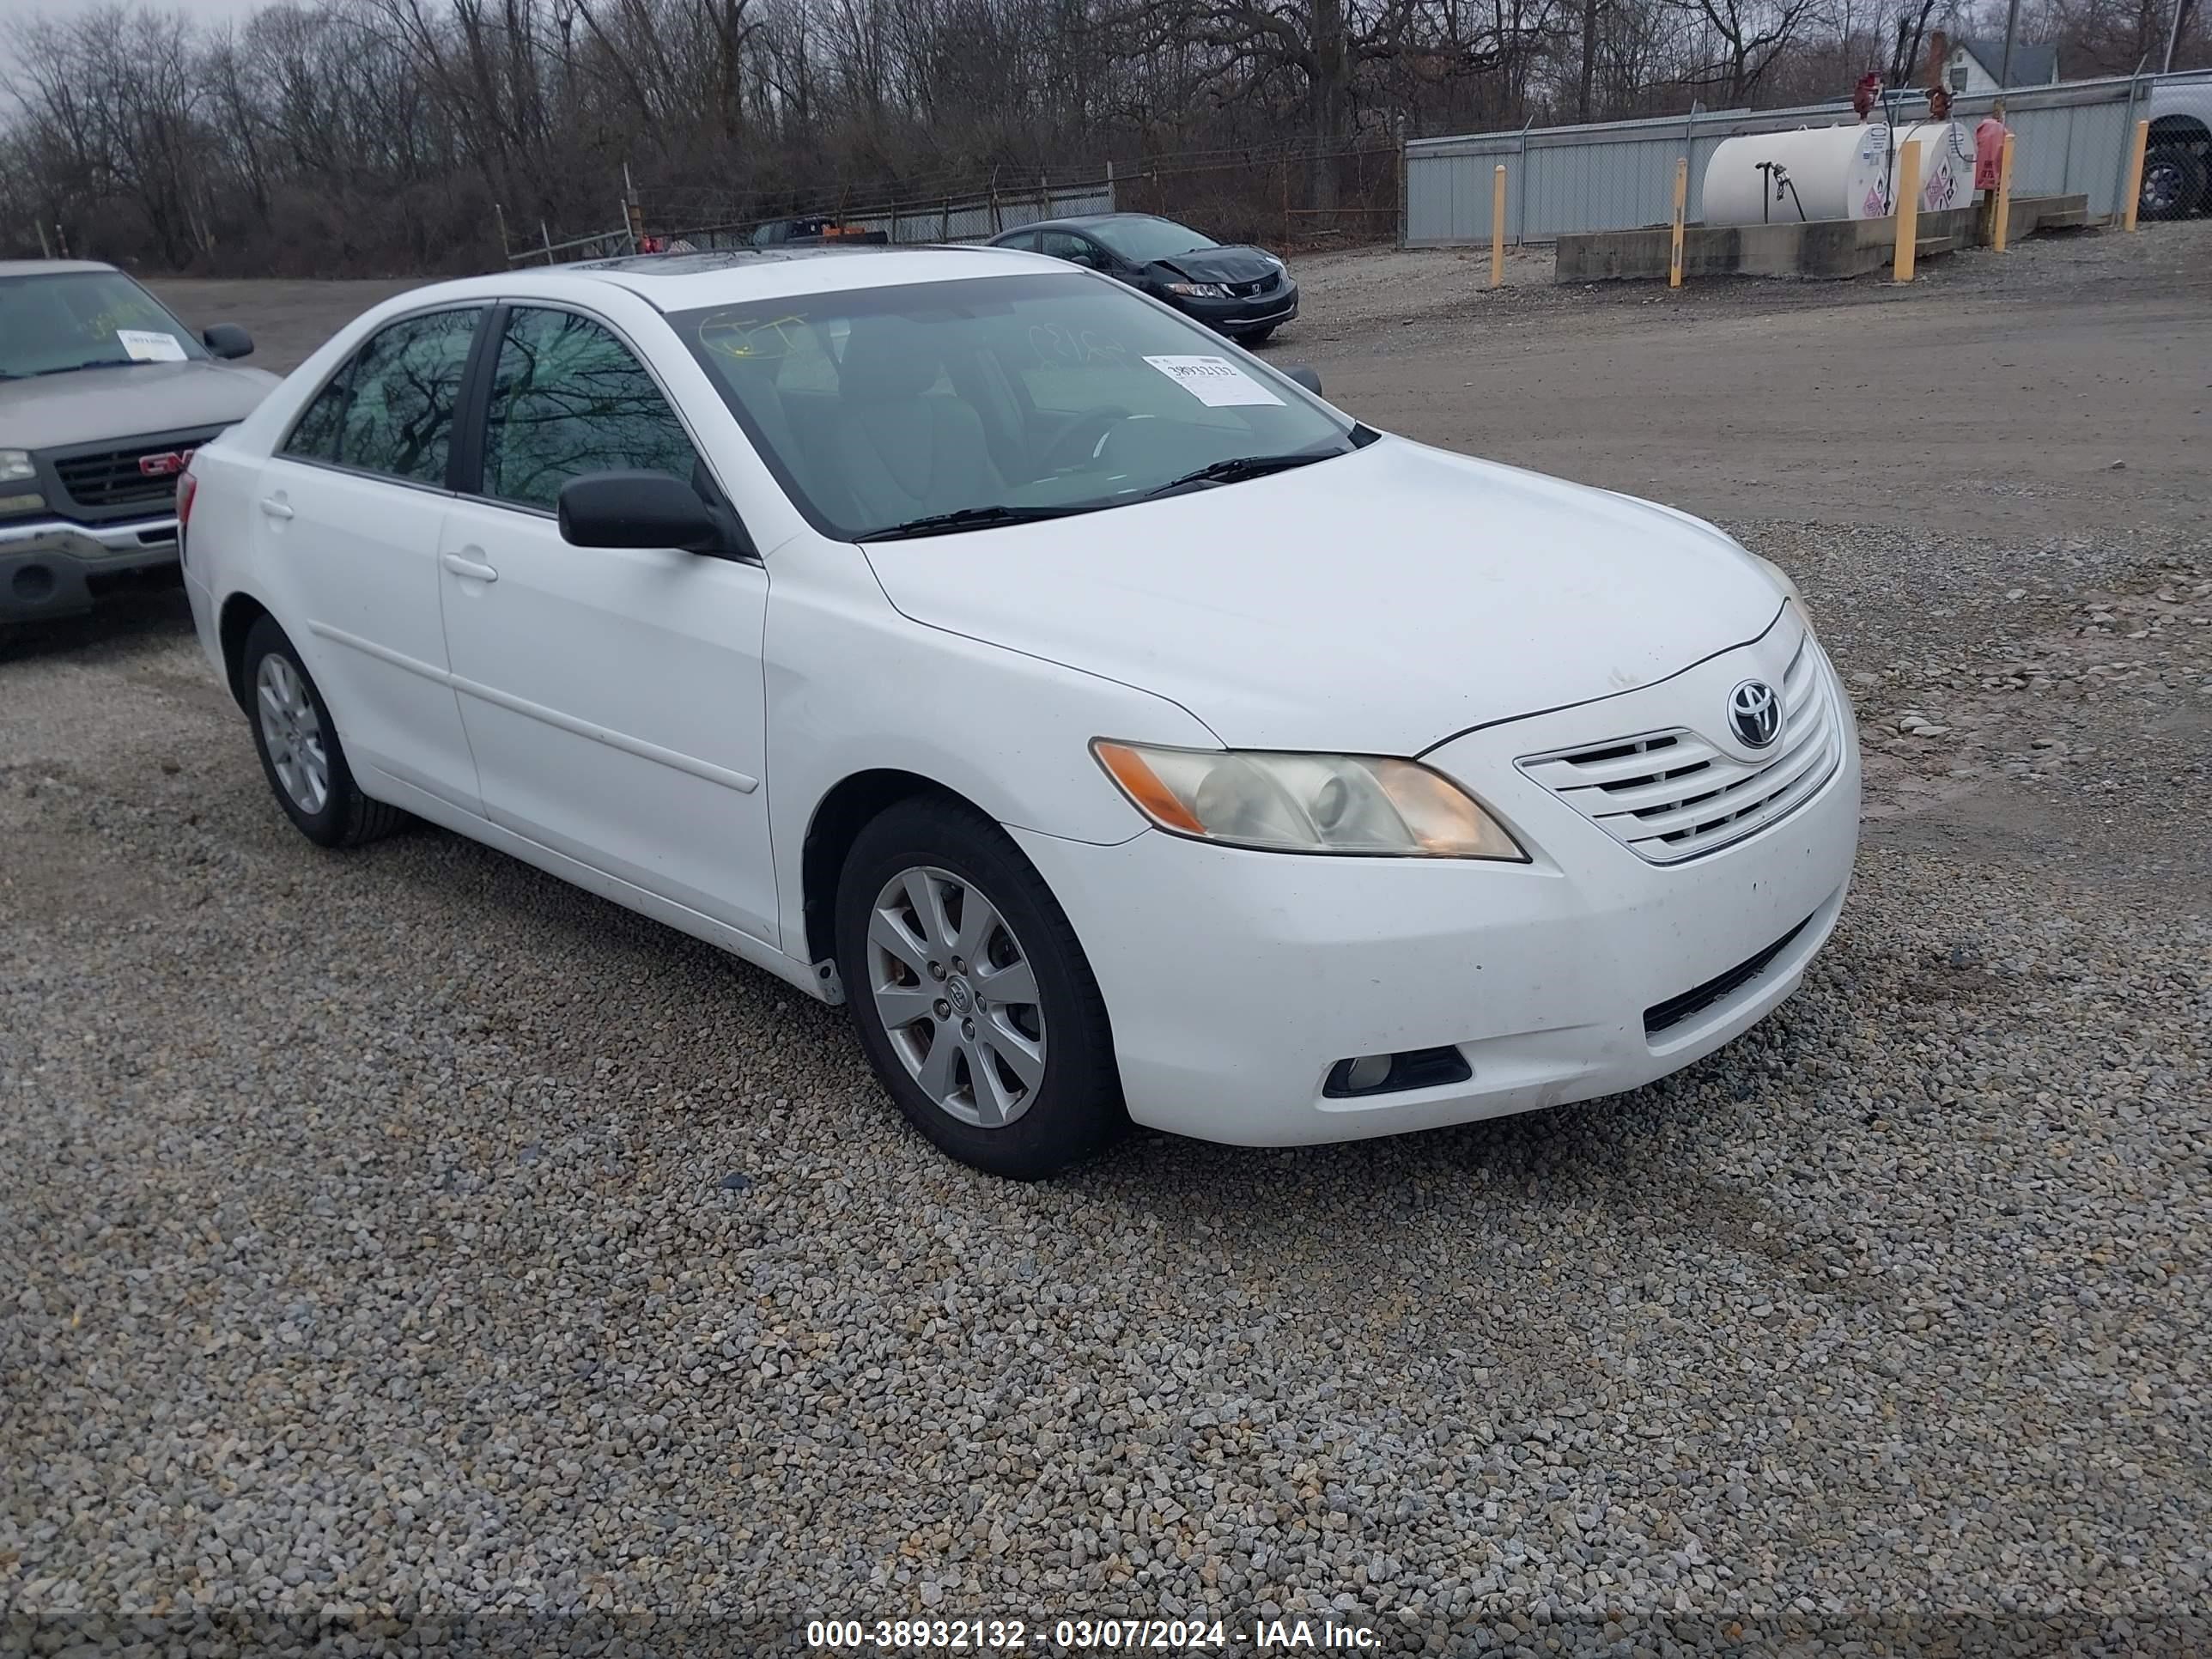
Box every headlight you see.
[1165,281,1231,299]
[1751,552,1815,636]
[1093,741,1527,860]
[0,449,34,484]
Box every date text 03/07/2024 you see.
[805,1617,1381,1650]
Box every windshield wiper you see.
[855,503,1091,543]
[32,359,146,376]
[1139,449,1340,501]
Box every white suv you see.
[179,246,1858,1177]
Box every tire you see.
[2139,146,2207,222]
[241,615,405,848]
[1239,325,1278,346]
[834,795,1123,1178]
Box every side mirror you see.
[1282,364,1323,396]
[557,470,752,559]
[203,323,254,359]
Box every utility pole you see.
[2162,0,2185,73]
[1998,0,2021,87]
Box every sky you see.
[16,0,271,26]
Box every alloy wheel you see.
[256,653,330,816]
[866,865,1048,1128]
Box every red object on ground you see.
[1975,117,2008,191]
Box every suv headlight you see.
[0,450,34,484]
[1093,741,1526,860]
[1165,281,1231,299]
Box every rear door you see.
[434,302,778,946]
[252,305,484,814]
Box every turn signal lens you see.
[1092,741,1526,860]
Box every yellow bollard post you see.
[2123,118,2150,232]
[1893,140,1922,283]
[1993,131,2016,252]
[1668,157,1687,289]
[1490,165,1507,289]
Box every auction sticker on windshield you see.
[118,330,186,362]
[1142,355,1284,408]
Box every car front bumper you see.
[1172,284,1300,336]
[1010,630,1863,1148]
[0,514,182,622]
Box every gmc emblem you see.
[138,449,195,477]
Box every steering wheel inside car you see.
[1042,407,1137,474]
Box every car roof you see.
[998,213,1180,237]
[0,258,120,278]
[416,243,1063,312]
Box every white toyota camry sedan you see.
[179,245,1859,1178]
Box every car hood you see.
[0,358,280,451]
[860,437,1786,755]
[1146,246,1286,285]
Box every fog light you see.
[1323,1046,1474,1098]
[0,491,44,515]
[1344,1054,1393,1091]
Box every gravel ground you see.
[6,231,2210,1658]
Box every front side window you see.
[295,307,480,484]
[0,270,206,378]
[481,307,702,512]
[1036,231,1106,269]
[674,272,1361,540]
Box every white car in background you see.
[179,246,1859,1178]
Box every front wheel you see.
[1238,325,1278,346]
[2140,146,2207,221]
[835,796,1123,1178]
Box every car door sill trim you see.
[309,619,759,793]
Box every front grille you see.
[1518,635,1840,864]
[52,430,221,510]
[1227,276,1274,297]
[1644,915,1812,1037]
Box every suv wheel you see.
[2140,146,2207,221]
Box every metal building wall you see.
[1404,71,2209,247]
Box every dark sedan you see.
[988,213,1298,343]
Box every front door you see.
[435,303,778,945]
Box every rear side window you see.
[282,307,481,484]
[283,368,350,463]
[480,307,701,512]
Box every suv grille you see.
[1519,636,1840,864]
[52,431,221,511]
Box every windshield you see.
[1088,217,1219,265]
[673,272,1358,541]
[0,270,206,378]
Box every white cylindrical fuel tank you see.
[1701,121,1974,226]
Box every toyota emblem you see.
[1728,680,1783,749]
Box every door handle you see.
[441,552,499,583]
[258,496,294,521]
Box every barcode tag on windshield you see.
[1143,355,1285,408]
[118,330,186,362]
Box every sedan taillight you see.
[177,470,198,528]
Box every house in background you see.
[1947,38,2061,94]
